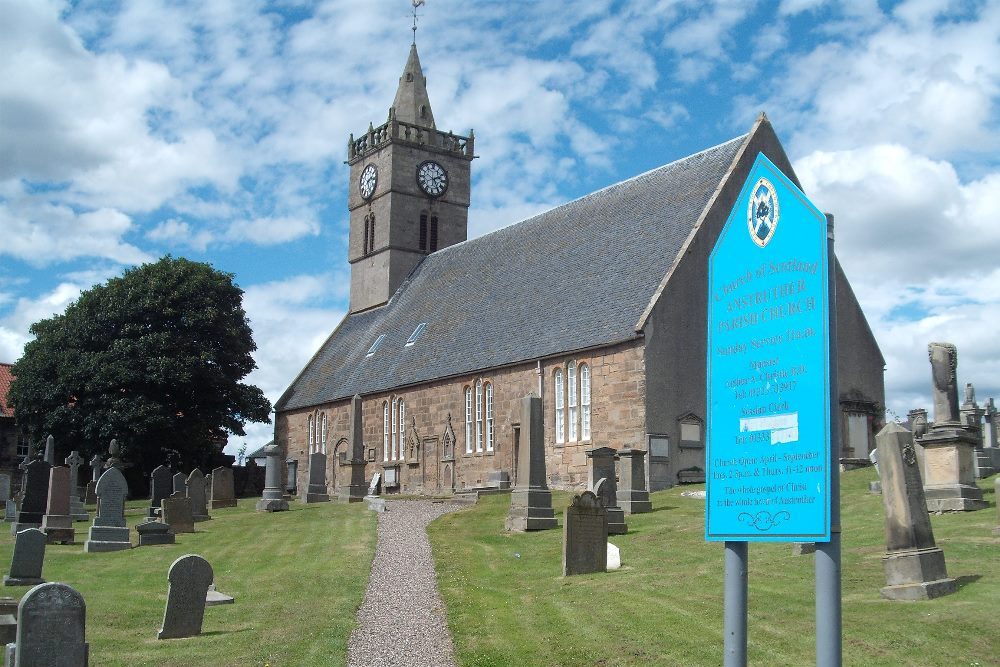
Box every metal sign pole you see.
[815,213,842,666]
[723,541,748,667]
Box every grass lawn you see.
[1,496,376,667]
[429,468,998,667]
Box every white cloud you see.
[146,219,215,252]
[0,282,85,362]
[226,215,321,246]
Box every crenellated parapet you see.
[348,113,474,164]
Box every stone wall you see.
[274,339,646,495]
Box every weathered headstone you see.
[63,452,89,522]
[105,439,124,470]
[209,467,236,509]
[83,467,132,553]
[918,343,986,511]
[157,554,213,640]
[505,394,557,531]
[616,448,652,514]
[5,582,88,666]
[256,445,289,512]
[136,520,175,547]
[562,491,608,576]
[876,423,957,600]
[339,394,368,502]
[366,472,382,498]
[172,472,187,496]
[148,465,173,518]
[586,447,627,534]
[243,459,261,496]
[205,582,234,606]
[41,467,75,545]
[84,455,101,505]
[42,435,55,466]
[284,458,298,495]
[301,452,330,503]
[89,454,102,483]
[186,469,210,522]
[161,492,195,534]
[3,529,46,586]
[11,460,51,536]
[0,476,9,521]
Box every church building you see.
[274,44,885,495]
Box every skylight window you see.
[366,334,386,357]
[405,323,427,347]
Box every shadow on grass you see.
[955,574,982,590]
[645,505,678,512]
[199,628,254,637]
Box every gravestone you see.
[616,448,652,514]
[586,447,627,534]
[505,395,557,531]
[209,467,236,509]
[148,465,173,518]
[876,423,957,600]
[157,554,213,640]
[89,455,102,483]
[136,520,175,546]
[161,492,195,534]
[205,582,234,606]
[105,439,124,470]
[366,472,382,498]
[63,452,89,522]
[186,469,210,522]
[172,472,187,496]
[562,491,607,576]
[339,394,368,502]
[83,467,131,553]
[5,582,88,666]
[993,477,1000,537]
[301,452,330,503]
[3,529,46,586]
[284,458,298,495]
[256,445,289,512]
[243,459,261,496]
[41,467,75,545]
[42,436,55,466]
[11,460,51,536]
[917,343,986,511]
[0,476,9,521]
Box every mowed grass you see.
[0,496,376,667]
[429,469,999,667]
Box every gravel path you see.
[347,500,464,667]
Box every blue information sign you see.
[706,153,830,542]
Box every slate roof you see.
[0,363,13,418]
[277,133,747,411]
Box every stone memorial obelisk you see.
[615,448,652,514]
[338,394,368,503]
[505,394,557,531]
[64,451,90,522]
[876,423,957,600]
[917,343,986,511]
[256,444,289,512]
[301,452,331,503]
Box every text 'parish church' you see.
[274,42,885,497]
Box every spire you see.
[390,44,436,129]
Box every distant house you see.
[0,363,29,482]
[245,443,269,467]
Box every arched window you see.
[580,363,591,440]
[419,213,428,251]
[321,413,328,454]
[485,382,494,452]
[383,402,389,462]
[465,387,473,454]
[391,397,399,460]
[568,361,578,442]
[399,401,406,459]
[308,415,315,453]
[554,369,565,444]
[475,380,483,453]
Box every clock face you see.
[359,164,378,200]
[416,161,448,197]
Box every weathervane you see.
[411,0,425,44]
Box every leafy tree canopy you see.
[9,256,272,471]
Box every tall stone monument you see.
[301,452,331,503]
[615,448,652,514]
[41,467,75,545]
[158,554,214,640]
[256,445,289,512]
[4,582,88,666]
[586,447,627,534]
[917,343,986,511]
[84,467,132,552]
[505,395,557,531]
[42,435,55,466]
[562,490,608,576]
[875,423,957,600]
[338,394,368,502]
[148,465,173,518]
[11,459,51,536]
[64,451,89,522]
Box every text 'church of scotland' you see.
[274,44,885,496]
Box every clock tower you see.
[346,44,475,313]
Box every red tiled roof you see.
[0,363,14,418]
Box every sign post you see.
[706,152,838,665]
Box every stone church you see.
[274,44,885,495]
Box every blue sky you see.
[2,0,998,452]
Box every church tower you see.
[346,44,475,313]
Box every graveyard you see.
[0,467,993,666]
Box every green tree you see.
[9,256,272,472]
